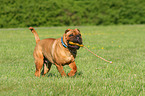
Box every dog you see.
[29,27,82,77]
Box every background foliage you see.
[0,0,145,28]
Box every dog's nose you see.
[76,35,80,39]
[77,37,80,40]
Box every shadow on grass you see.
[74,71,83,77]
[47,71,83,77]
[47,73,57,77]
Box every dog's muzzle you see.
[68,35,82,49]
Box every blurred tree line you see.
[0,0,145,28]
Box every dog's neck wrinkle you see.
[59,37,77,58]
[59,38,69,51]
[61,36,68,48]
[61,36,77,58]
[63,36,68,46]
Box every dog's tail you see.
[29,27,40,44]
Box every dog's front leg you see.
[55,63,67,77]
[68,61,77,77]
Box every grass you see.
[0,25,144,96]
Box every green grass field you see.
[0,25,144,95]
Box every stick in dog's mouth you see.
[69,41,84,47]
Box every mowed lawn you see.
[0,25,144,95]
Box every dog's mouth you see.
[67,35,82,50]
[67,41,82,50]
[68,44,80,49]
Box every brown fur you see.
[29,27,82,77]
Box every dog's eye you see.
[69,34,74,37]
[79,34,81,36]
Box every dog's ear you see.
[65,29,71,33]
[75,28,80,32]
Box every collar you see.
[61,37,67,48]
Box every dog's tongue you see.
[68,45,80,49]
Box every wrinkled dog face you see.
[65,29,82,49]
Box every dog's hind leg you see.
[68,61,77,77]
[33,51,44,77]
[42,61,52,76]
